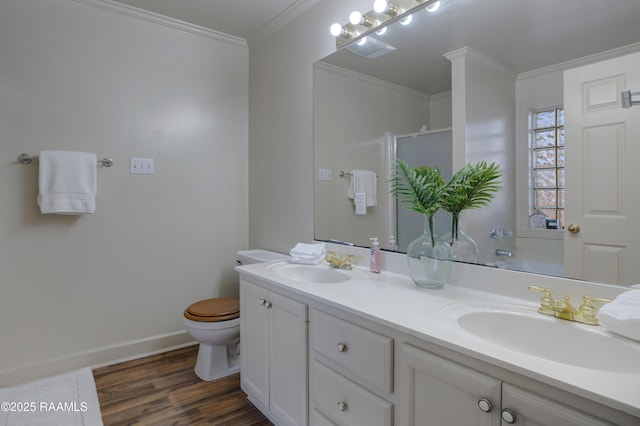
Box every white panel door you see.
[564,51,640,285]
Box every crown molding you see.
[517,41,640,80]
[248,0,321,48]
[72,0,247,48]
[314,61,430,100]
[444,47,517,79]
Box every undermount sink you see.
[268,262,352,283]
[441,302,640,373]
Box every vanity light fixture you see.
[329,22,355,38]
[426,0,441,12]
[373,0,400,17]
[331,0,443,46]
[400,14,413,25]
[349,11,375,28]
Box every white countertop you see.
[237,258,640,419]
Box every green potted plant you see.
[441,161,502,263]
[390,159,454,288]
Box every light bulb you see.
[349,11,363,25]
[329,23,344,37]
[426,0,440,12]
[400,14,413,25]
[373,0,389,14]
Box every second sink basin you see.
[441,302,640,373]
[268,262,352,283]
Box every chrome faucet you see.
[495,249,512,257]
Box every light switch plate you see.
[319,168,333,181]
[130,157,154,174]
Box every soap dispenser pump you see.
[370,237,381,273]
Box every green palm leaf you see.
[389,159,449,217]
[442,161,502,216]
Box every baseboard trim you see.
[0,331,195,386]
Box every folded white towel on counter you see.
[598,289,640,342]
[289,242,327,265]
[38,150,97,214]
[347,170,377,207]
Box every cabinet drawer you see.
[311,309,393,392]
[312,361,393,426]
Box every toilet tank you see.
[236,249,289,265]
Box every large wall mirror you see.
[314,0,640,285]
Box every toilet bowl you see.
[182,298,240,381]
[184,249,290,381]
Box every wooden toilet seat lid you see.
[184,298,239,322]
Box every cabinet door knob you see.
[259,299,266,306]
[337,342,348,352]
[337,401,348,411]
[501,408,517,424]
[477,398,493,413]
[264,301,272,308]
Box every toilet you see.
[183,249,289,381]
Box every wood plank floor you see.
[93,345,274,425]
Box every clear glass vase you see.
[406,215,452,289]
[442,213,478,263]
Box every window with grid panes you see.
[530,107,564,229]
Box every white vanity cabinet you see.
[400,343,614,426]
[239,278,308,426]
[309,308,394,426]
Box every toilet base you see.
[194,341,240,381]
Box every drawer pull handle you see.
[477,398,493,413]
[337,343,348,352]
[501,408,517,424]
[337,401,348,411]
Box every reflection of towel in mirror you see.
[598,288,640,342]
[347,170,377,206]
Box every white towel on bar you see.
[347,170,377,206]
[598,288,640,342]
[38,150,97,215]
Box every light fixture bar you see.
[331,0,444,48]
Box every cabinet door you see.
[240,279,270,408]
[269,291,308,426]
[502,384,614,426]
[401,343,501,426]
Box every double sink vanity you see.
[236,245,640,426]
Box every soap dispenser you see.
[370,238,381,273]
[387,236,398,251]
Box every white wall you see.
[0,0,248,384]
[314,63,430,247]
[248,0,372,253]
[447,48,516,265]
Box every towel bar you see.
[18,153,114,167]
[339,170,378,178]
